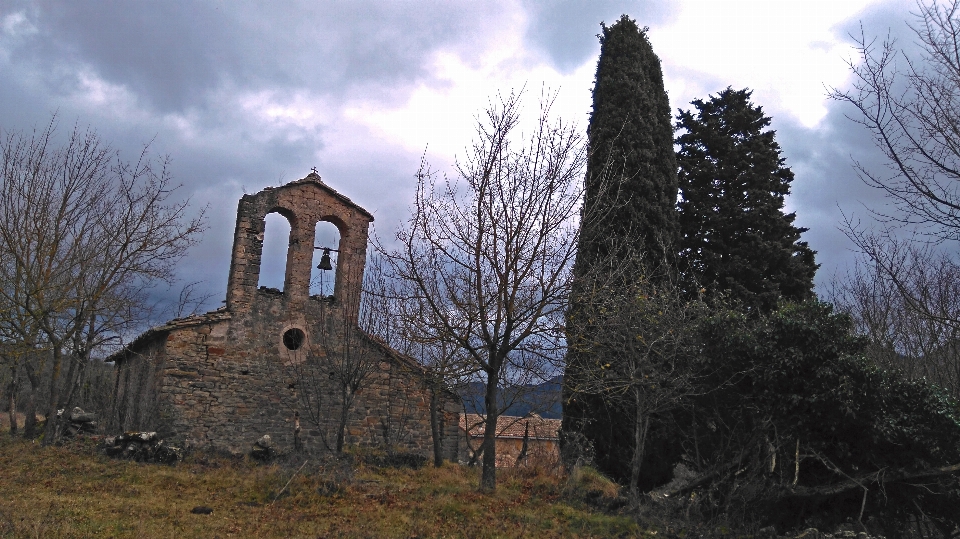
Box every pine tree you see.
[562,15,680,488]
[676,88,817,312]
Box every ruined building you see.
[109,173,460,457]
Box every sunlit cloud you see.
[653,0,893,126]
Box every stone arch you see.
[310,219,344,298]
[257,211,293,291]
[225,172,374,320]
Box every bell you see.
[316,248,333,271]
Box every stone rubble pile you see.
[250,434,277,461]
[60,407,99,437]
[102,431,183,463]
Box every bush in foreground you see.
[673,301,960,536]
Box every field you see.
[0,433,645,538]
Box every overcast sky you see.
[0,0,919,312]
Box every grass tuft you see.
[564,465,622,502]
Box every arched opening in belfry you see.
[310,221,341,298]
[258,211,292,291]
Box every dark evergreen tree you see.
[577,15,679,268]
[562,15,680,487]
[676,88,817,312]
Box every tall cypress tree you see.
[563,15,680,486]
[676,88,817,312]
[577,15,679,267]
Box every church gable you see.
[109,173,460,458]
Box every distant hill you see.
[457,376,562,419]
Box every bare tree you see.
[830,0,960,240]
[170,281,215,320]
[0,344,26,435]
[286,254,393,453]
[393,300,473,467]
[383,91,587,490]
[331,255,399,453]
[829,0,960,400]
[830,231,960,399]
[0,117,204,444]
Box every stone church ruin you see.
[108,172,460,457]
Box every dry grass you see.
[0,412,29,433]
[0,435,647,538]
[563,466,622,502]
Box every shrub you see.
[678,301,960,535]
[563,465,623,509]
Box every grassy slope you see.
[0,436,642,538]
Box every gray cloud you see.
[0,0,515,306]
[0,0,933,314]
[522,0,678,72]
[9,1,509,112]
[775,0,929,294]
[776,105,890,293]
[833,0,918,48]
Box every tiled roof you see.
[460,413,560,441]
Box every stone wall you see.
[225,173,370,321]
[111,340,164,434]
[109,174,461,458]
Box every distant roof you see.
[460,413,560,441]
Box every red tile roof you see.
[460,413,560,441]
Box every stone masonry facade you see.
[109,173,461,457]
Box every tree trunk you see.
[630,409,650,499]
[780,462,960,499]
[42,347,64,445]
[294,411,303,453]
[6,362,18,436]
[59,353,79,410]
[481,371,500,491]
[468,439,485,466]
[61,319,95,415]
[336,386,351,453]
[429,383,443,467]
[22,361,40,438]
[515,422,530,466]
[59,352,89,420]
